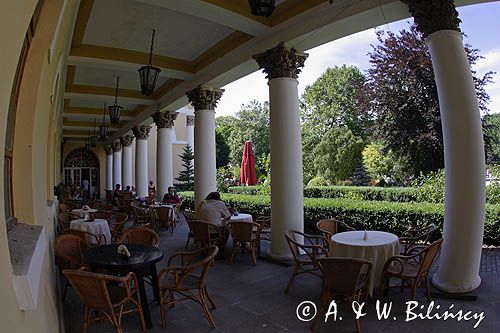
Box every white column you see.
[153,111,178,199]
[112,141,122,188]
[120,135,134,189]
[427,30,485,293]
[186,115,195,151]
[106,146,113,190]
[186,86,223,207]
[133,126,151,199]
[254,42,308,260]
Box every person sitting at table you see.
[113,184,122,205]
[131,185,138,199]
[197,192,232,225]
[162,186,181,205]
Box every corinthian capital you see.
[152,111,178,129]
[253,42,308,80]
[186,85,224,111]
[111,141,122,152]
[132,125,151,140]
[105,145,113,155]
[186,115,195,126]
[401,0,461,38]
[120,135,134,147]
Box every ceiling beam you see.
[63,120,122,128]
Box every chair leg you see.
[204,286,216,309]
[82,307,90,333]
[229,240,237,264]
[185,234,191,249]
[425,276,432,302]
[250,242,257,266]
[411,280,418,300]
[285,264,300,294]
[62,280,69,301]
[199,290,216,329]
[160,298,167,329]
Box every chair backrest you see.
[63,269,127,314]
[122,191,132,200]
[285,230,327,262]
[255,216,271,229]
[118,227,159,247]
[190,220,219,245]
[63,229,104,245]
[115,212,129,225]
[417,239,443,276]
[400,224,438,254]
[316,219,339,239]
[154,206,174,225]
[54,234,91,269]
[58,213,70,226]
[59,204,69,213]
[316,257,372,296]
[227,221,260,242]
[93,210,112,220]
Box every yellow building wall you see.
[0,1,80,332]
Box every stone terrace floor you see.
[63,217,500,333]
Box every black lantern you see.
[138,29,161,96]
[108,76,123,124]
[99,102,109,139]
[89,119,98,147]
[248,0,276,17]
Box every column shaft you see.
[157,127,174,199]
[106,153,113,190]
[122,145,133,189]
[136,139,148,198]
[428,31,485,293]
[194,110,216,206]
[113,150,122,187]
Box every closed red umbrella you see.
[240,141,257,186]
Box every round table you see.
[329,231,399,295]
[70,218,112,244]
[229,213,253,222]
[71,208,97,218]
[85,244,164,329]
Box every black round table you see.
[85,244,164,329]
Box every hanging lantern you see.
[108,76,123,124]
[89,119,98,147]
[99,102,109,139]
[84,137,91,150]
[248,0,276,17]
[138,29,161,96]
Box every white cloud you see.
[475,48,500,114]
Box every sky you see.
[215,2,500,117]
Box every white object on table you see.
[70,218,112,245]
[329,230,399,295]
[150,204,173,209]
[229,213,253,222]
[71,208,97,218]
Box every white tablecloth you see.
[329,231,399,295]
[70,218,112,244]
[229,213,253,222]
[71,208,97,217]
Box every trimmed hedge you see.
[179,191,500,246]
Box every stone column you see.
[132,125,151,199]
[105,145,113,190]
[186,85,223,207]
[152,110,178,199]
[120,135,134,189]
[111,141,122,188]
[186,115,195,151]
[254,42,308,260]
[404,0,485,293]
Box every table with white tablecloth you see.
[71,208,97,218]
[229,213,253,222]
[70,218,112,244]
[329,230,399,295]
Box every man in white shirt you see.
[197,192,232,225]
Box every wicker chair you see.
[255,215,271,257]
[183,210,195,249]
[110,213,128,243]
[399,224,438,255]
[130,202,150,226]
[59,203,70,213]
[284,230,328,294]
[63,269,145,333]
[190,220,228,258]
[153,206,175,235]
[311,258,372,332]
[158,246,219,329]
[316,218,356,241]
[380,239,443,301]
[226,221,261,265]
[93,210,112,221]
[63,229,106,246]
[54,234,91,300]
[118,227,160,247]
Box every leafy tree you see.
[362,143,392,179]
[174,145,194,190]
[216,131,230,168]
[364,24,492,181]
[312,127,364,183]
[483,113,500,164]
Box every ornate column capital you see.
[152,111,178,129]
[111,141,122,152]
[132,125,151,140]
[186,85,224,111]
[186,115,195,126]
[401,0,461,38]
[105,145,113,155]
[253,42,308,80]
[119,135,134,147]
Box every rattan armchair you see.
[226,221,261,265]
[130,202,150,226]
[255,215,271,257]
[399,224,438,255]
[153,206,175,235]
[63,269,145,333]
[311,257,372,332]
[117,227,160,247]
[183,210,195,249]
[317,218,355,240]
[63,229,106,245]
[190,220,228,258]
[93,210,112,221]
[284,230,328,293]
[110,213,128,243]
[157,246,219,329]
[380,239,443,301]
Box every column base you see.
[432,272,481,294]
[267,249,293,263]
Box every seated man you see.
[197,192,232,225]
[162,186,181,205]
[113,184,122,205]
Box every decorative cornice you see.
[401,0,461,38]
[186,115,195,127]
[119,135,134,147]
[111,141,122,152]
[105,145,113,155]
[132,125,151,140]
[186,85,224,111]
[253,42,308,80]
[152,111,178,129]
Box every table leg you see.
[135,271,153,329]
[150,264,160,303]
